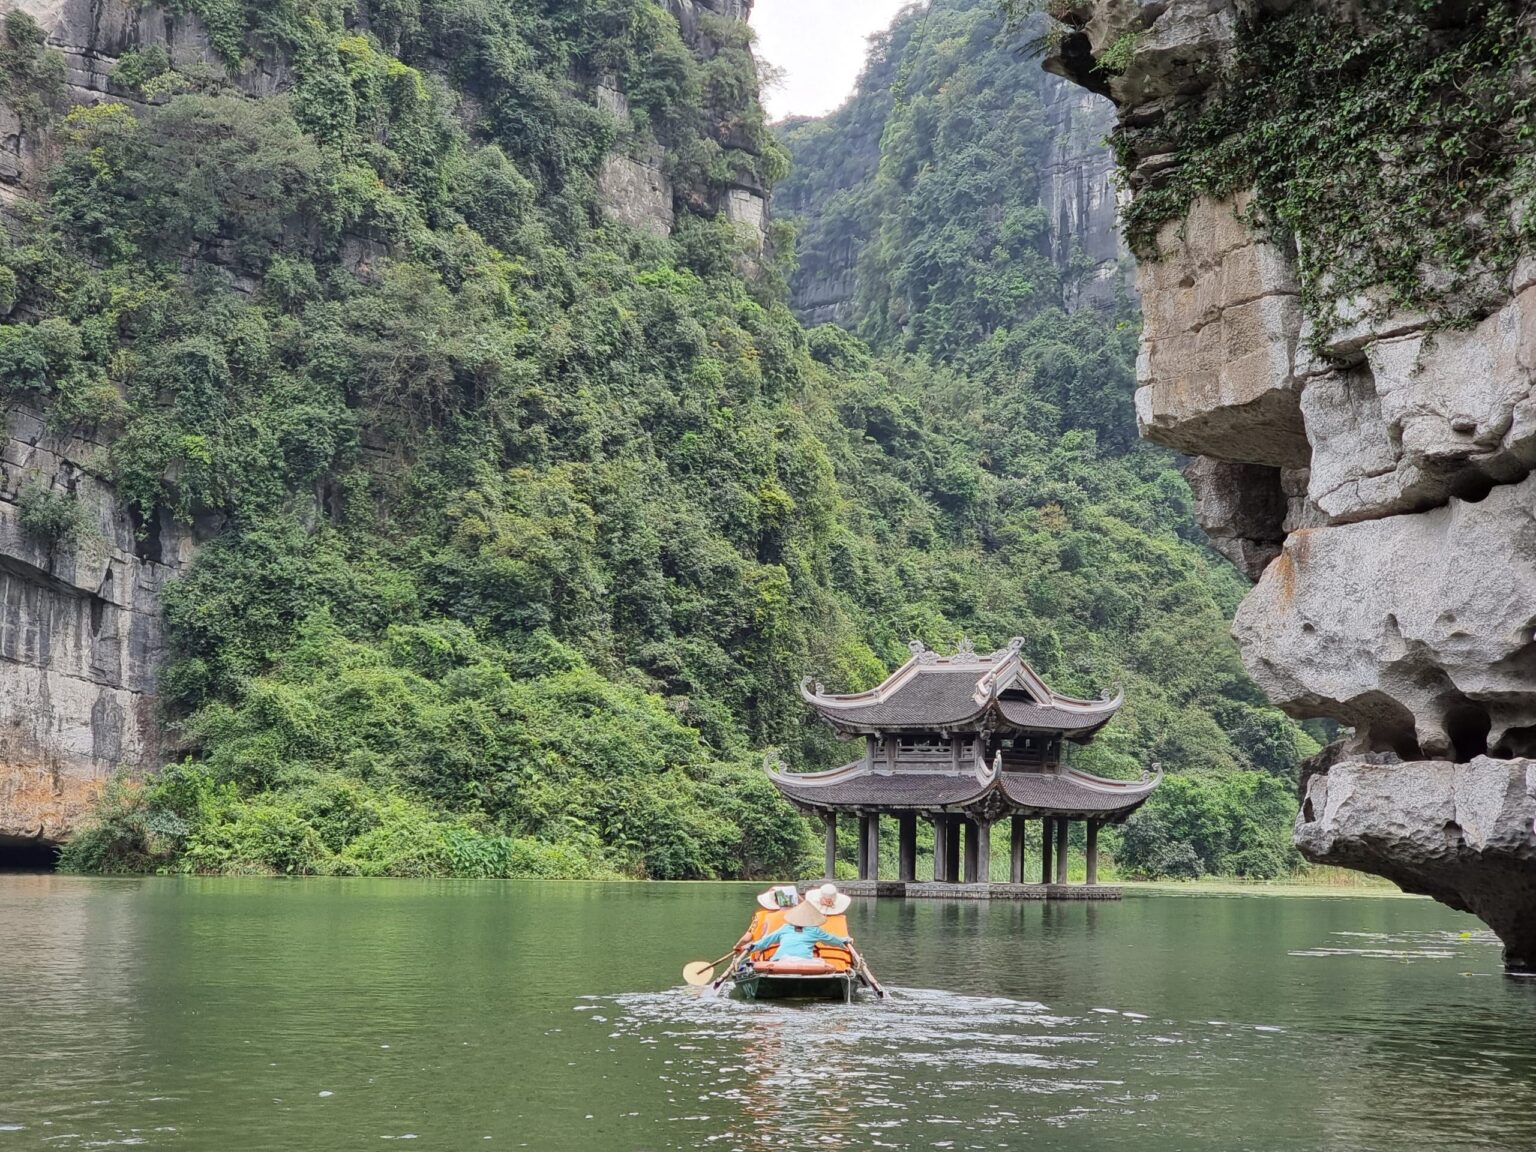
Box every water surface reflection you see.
[2,877,1535,1151]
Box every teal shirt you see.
[748,923,850,961]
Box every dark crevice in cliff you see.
[1445,702,1492,763]
[129,506,164,564]
[0,834,59,871]
[1491,725,1536,759]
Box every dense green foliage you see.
[779,0,1108,360]
[3,0,1312,880]
[1113,772,1300,881]
[1102,0,1535,338]
[776,0,1313,879]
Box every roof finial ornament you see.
[951,637,978,664]
[800,674,826,697]
[990,636,1027,661]
[909,639,939,665]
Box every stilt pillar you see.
[1086,820,1100,886]
[975,820,992,884]
[931,815,949,882]
[898,813,917,882]
[824,813,838,879]
[963,819,980,883]
[1055,817,1069,885]
[859,813,880,881]
[944,815,961,884]
[1010,816,1026,884]
[1040,817,1054,884]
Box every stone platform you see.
[808,880,1122,901]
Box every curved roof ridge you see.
[1062,764,1163,793]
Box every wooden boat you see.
[717,905,867,1002]
[722,957,863,1002]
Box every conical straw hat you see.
[783,900,828,928]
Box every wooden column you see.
[1009,816,1026,884]
[962,819,979,883]
[824,813,838,879]
[1040,817,1054,884]
[944,815,961,884]
[931,816,949,882]
[898,813,917,882]
[860,814,880,881]
[1055,816,1070,885]
[1086,820,1100,886]
[975,821,992,885]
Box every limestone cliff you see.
[0,0,767,851]
[1046,0,1536,969]
[776,0,1130,334]
[0,407,191,846]
[600,0,770,247]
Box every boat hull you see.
[728,971,860,1002]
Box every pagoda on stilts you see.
[766,638,1161,900]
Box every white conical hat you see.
[755,884,801,911]
[805,882,851,915]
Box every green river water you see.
[3,875,1535,1151]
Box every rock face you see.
[1297,759,1536,972]
[0,0,763,849]
[596,0,769,247]
[0,405,191,845]
[1235,477,1536,763]
[779,24,1130,329]
[1046,0,1536,968]
[1039,78,1126,312]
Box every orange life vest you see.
[743,908,853,972]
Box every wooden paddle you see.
[849,944,888,999]
[683,948,740,986]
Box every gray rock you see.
[1049,0,1536,966]
[1182,455,1285,580]
[1235,475,1536,762]
[1132,193,1309,467]
[1297,758,1536,972]
[0,403,191,843]
[1302,286,1536,523]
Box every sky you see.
[752,0,920,120]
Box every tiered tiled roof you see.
[772,638,1157,820]
[764,757,1161,821]
[798,637,1121,738]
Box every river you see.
[3,876,1534,1151]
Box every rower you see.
[743,900,850,961]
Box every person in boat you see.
[742,899,851,961]
[802,882,852,918]
[754,884,801,911]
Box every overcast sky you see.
[753,0,920,120]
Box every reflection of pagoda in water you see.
[766,638,1161,896]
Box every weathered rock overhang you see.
[1044,0,1536,969]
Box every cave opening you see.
[0,834,60,872]
[1448,470,1498,505]
[1444,702,1492,763]
[1490,725,1536,759]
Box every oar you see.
[849,944,888,999]
[711,955,744,992]
[683,948,740,987]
